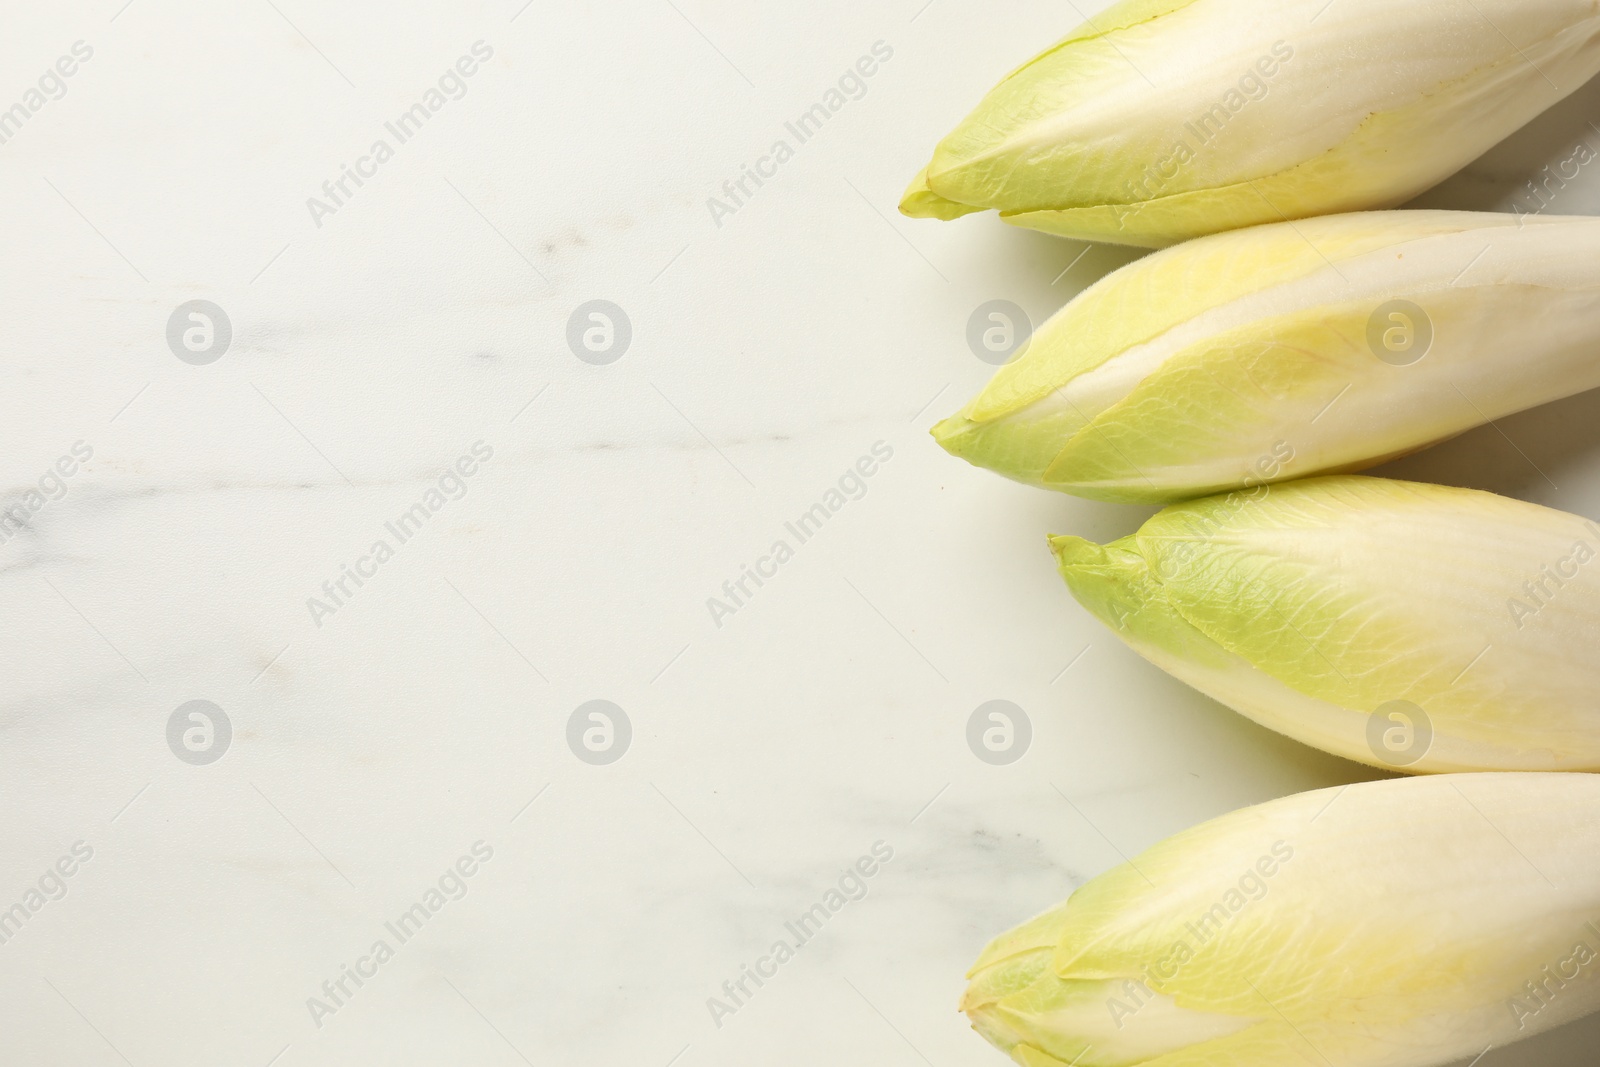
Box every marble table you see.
[5,1,1600,1064]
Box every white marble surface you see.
[7,2,1600,1065]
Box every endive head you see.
[903,0,1600,245]
[934,210,1600,503]
[1049,476,1600,773]
[962,773,1600,1066]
